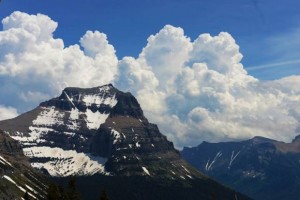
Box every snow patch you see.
[103,94,118,106]
[205,151,222,171]
[33,107,64,126]
[0,156,13,167]
[142,167,151,176]
[64,91,76,108]
[25,184,38,194]
[82,94,117,108]
[85,109,109,130]
[228,150,240,169]
[186,175,193,179]
[135,142,141,148]
[111,129,121,144]
[26,171,47,189]
[23,146,108,177]
[3,175,26,193]
[0,159,6,166]
[181,165,190,174]
[10,127,50,145]
[3,176,37,199]
[116,147,128,151]
[69,108,80,120]
[63,132,76,137]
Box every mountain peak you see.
[250,136,275,144]
[292,135,300,143]
[0,84,176,177]
[62,83,117,94]
[40,83,120,112]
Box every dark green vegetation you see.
[50,174,251,200]
[181,136,300,200]
[47,177,81,200]
[100,189,109,200]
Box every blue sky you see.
[0,0,300,147]
[1,0,300,80]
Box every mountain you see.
[0,130,48,199]
[181,136,300,200]
[0,84,250,200]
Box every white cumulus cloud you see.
[139,25,192,89]
[115,24,300,148]
[0,12,300,149]
[0,11,118,112]
[0,105,18,120]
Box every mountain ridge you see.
[0,84,251,199]
[181,135,300,200]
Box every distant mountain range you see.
[0,84,250,200]
[181,136,300,200]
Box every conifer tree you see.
[47,183,60,200]
[23,191,30,200]
[67,176,81,200]
[100,189,109,200]
[47,181,78,200]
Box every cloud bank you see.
[0,11,118,111]
[0,105,18,121]
[0,11,300,148]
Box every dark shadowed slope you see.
[182,136,300,200]
[0,130,48,199]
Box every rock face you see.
[0,84,251,200]
[0,85,120,176]
[0,84,191,178]
[0,130,48,199]
[181,136,300,200]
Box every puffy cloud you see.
[0,105,18,120]
[0,12,300,148]
[0,11,118,112]
[80,30,116,59]
[2,11,57,41]
[190,32,243,74]
[116,57,159,92]
[20,91,50,103]
[120,24,300,148]
[138,25,192,89]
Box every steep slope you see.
[0,84,251,200]
[181,136,300,200]
[0,84,119,176]
[0,130,48,199]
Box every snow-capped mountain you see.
[0,84,119,176]
[0,130,48,199]
[0,84,193,178]
[181,136,300,200]
[0,84,251,200]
